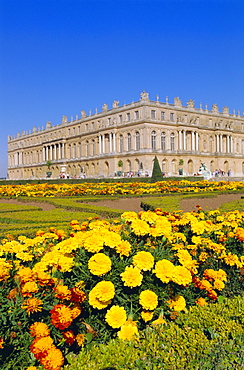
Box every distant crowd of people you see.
[213,169,231,177]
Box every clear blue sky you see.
[0,0,243,178]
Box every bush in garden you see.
[151,156,163,182]
[65,295,244,370]
[0,206,244,369]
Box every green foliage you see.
[118,160,123,168]
[151,156,163,183]
[65,296,244,370]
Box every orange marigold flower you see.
[30,322,50,338]
[7,287,18,300]
[21,298,43,315]
[54,285,72,300]
[196,297,208,306]
[30,336,54,360]
[76,333,85,347]
[0,337,4,349]
[21,281,39,297]
[39,346,64,370]
[50,304,73,330]
[70,287,86,303]
[62,330,76,345]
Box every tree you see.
[151,156,163,182]
[46,160,52,178]
[117,160,123,176]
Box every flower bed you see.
[1,180,244,197]
[1,204,244,369]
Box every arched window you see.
[136,131,140,150]
[92,140,96,156]
[119,135,124,152]
[151,131,156,150]
[161,132,166,150]
[128,133,132,151]
[170,133,175,151]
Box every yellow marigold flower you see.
[151,312,166,325]
[131,219,150,236]
[92,281,115,302]
[168,295,186,311]
[21,298,43,315]
[153,259,174,283]
[149,217,172,238]
[117,322,139,341]
[199,252,209,262]
[101,229,122,248]
[139,290,158,310]
[21,281,39,296]
[200,279,213,291]
[30,322,50,338]
[16,266,35,283]
[223,253,240,267]
[191,221,206,235]
[0,258,12,281]
[121,266,143,288]
[132,251,154,271]
[121,211,138,223]
[105,305,127,328]
[39,346,64,370]
[213,279,225,291]
[54,285,72,300]
[115,240,132,257]
[141,310,154,322]
[88,253,112,276]
[89,289,111,310]
[26,366,38,370]
[83,231,104,253]
[151,317,166,325]
[191,235,202,245]
[16,252,34,261]
[76,333,85,347]
[172,265,192,286]
[195,297,208,306]
[89,220,110,230]
[140,211,158,224]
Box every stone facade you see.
[7,91,244,180]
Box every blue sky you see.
[0,0,243,178]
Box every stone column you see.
[191,131,195,151]
[99,135,102,154]
[179,130,182,150]
[113,133,116,152]
[195,132,199,151]
[109,133,112,152]
[216,135,219,152]
[183,130,186,150]
[227,136,230,153]
[219,134,222,153]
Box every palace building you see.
[7,91,244,180]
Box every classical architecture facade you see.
[7,91,244,180]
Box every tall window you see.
[127,113,130,122]
[151,131,156,150]
[119,135,124,152]
[92,140,96,156]
[85,124,88,131]
[161,111,165,120]
[161,132,166,150]
[136,131,140,151]
[128,133,132,151]
[170,113,174,121]
[86,141,89,157]
[170,133,175,151]
[119,115,123,124]
[151,110,156,119]
[135,110,139,119]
